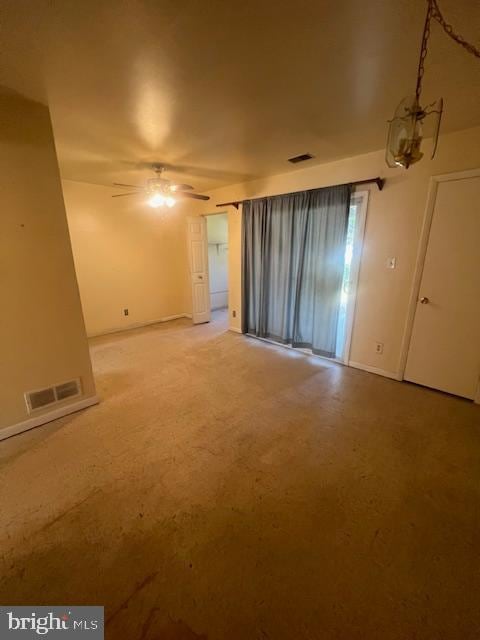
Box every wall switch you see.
[387,257,396,269]
[123,308,129,316]
[232,310,236,318]
[375,342,384,354]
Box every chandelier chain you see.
[415,0,480,102]
[415,1,433,101]
[431,0,480,59]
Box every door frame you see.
[343,190,369,365]
[200,211,229,316]
[186,210,230,320]
[398,167,480,402]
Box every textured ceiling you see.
[1,0,479,191]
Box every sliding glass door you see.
[335,192,368,362]
[243,188,368,364]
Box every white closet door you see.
[187,217,211,324]
[405,173,480,400]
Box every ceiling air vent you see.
[25,379,82,413]
[288,153,314,164]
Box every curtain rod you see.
[216,177,385,209]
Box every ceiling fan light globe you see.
[148,193,165,208]
[165,196,176,208]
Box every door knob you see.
[419,296,429,304]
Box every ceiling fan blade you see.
[113,182,143,189]
[179,192,210,201]
[112,192,139,197]
[171,184,194,191]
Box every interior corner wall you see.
[194,125,480,377]
[0,88,96,431]
[62,180,193,336]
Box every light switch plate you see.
[387,257,396,269]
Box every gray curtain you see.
[242,184,352,358]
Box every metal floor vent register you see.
[25,379,82,413]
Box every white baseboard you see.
[0,395,100,442]
[88,314,191,338]
[229,326,243,334]
[348,361,403,381]
[162,314,189,322]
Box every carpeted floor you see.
[1,310,479,639]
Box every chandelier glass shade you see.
[386,96,443,169]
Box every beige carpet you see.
[1,311,479,639]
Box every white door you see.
[404,172,480,400]
[187,216,211,324]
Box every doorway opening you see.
[206,213,229,312]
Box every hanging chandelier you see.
[386,0,480,169]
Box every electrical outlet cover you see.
[375,342,384,354]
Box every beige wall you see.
[62,180,193,336]
[194,126,480,377]
[0,89,96,430]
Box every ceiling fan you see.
[112,164,210,208]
